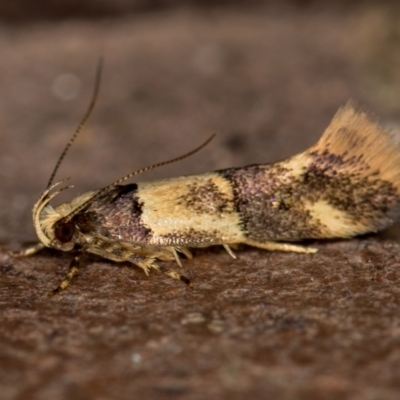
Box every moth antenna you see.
[63,133,216,222]
[101,133,216,188]
[46,57,103,189]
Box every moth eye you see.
[54,220,75,243]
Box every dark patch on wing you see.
[218,151,400,242]
[110,183,138,202]
[218,164,322,241]
[305,150,399,222]
[179,178,231,214]
[80,184,152,244]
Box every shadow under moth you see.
[18,61,400,294]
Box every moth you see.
[18,61,400,294]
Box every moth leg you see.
[245,239,318,254]
[12,242,45,257]
[222,244,237,259]
[127,254,191,286]
[172,247,183,268]
[159,265,192,286]
[50,253,82,295]
[88,240,192,284]
[178,247,193,260]
[128,255,159,276]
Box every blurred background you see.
[1,0,400,242]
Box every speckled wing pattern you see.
[76,102,400,251]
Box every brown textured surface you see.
[2,238,400,399]
[2,2,400,399]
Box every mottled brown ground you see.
[1,2,400,399]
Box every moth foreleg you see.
[244,239,318,254]
[12,242,46,257]
[51,253,82,295]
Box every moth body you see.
[25,102,400,292]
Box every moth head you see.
[32,179,96,251]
